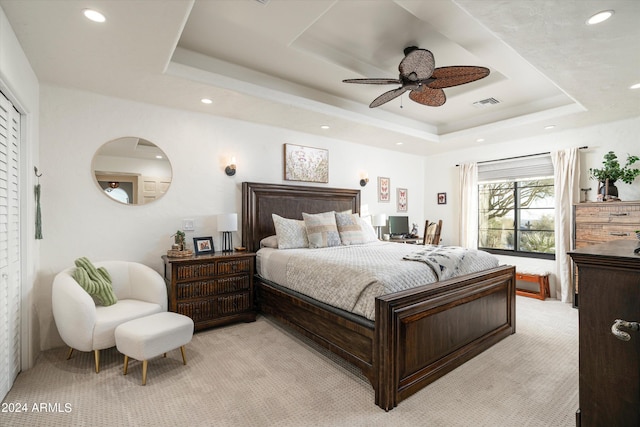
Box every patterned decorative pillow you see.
[272,214,308,249]
[302,211,341,248]
[335,212,367,245]
[358,216,379,243]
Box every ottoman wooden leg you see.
[66,347,74,360]
[142,360,148,385]
[123,355,129,375]
[94,350,100,373]
[180,346,187,365]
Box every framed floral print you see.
[284,144,329,183]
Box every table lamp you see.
[372,214,387,240]
[217,213,238,252]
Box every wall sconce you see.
[217,213,238,252]
[359,173,369,187]
[225,156,236,176]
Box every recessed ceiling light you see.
[201,98,213,104]
[320,125,330,130]
[544,125,556,130]
[83,9,106,23]
[395,142,403,146]
[586,10,614,25]
[476,138,485,143]
[630,83,640,90]
[155,155,163,159]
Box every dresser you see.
[162,252,256,331]
[572,201,640,306]
[568,240,640,427]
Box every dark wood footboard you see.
[256,265,516,411]
[375,265,516,410]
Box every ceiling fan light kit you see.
[343,46,489,108]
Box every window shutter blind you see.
[0,90,21,402]
[478,154,554,182]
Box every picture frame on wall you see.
[284,143,329,183]
[193,236,214,256]
[437,192,447,205]
[378,177,390,202]
[397,188,408,212]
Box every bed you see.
[241,182,516,411]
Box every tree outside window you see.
[478,178,555,258]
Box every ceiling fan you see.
[343,46,490,108]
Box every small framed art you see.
[397,188,408,212]
[284,143,329,183]
[193,236,214,256]
[378,177,390,202]
[437,192,447,205]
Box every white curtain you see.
[551,148,580,302]
[459,162,478,249]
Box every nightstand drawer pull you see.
[609,232,630,237]
[609,213,629,217]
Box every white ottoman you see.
[115,312,194,385]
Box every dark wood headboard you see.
[242,182,361,253]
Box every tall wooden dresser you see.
[568,240,640,427]
[162,252,256,331]
[572,201,640,306]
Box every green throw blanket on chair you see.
[72,257,118,306]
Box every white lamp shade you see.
[217,213,238,232]
[372,214,387,227]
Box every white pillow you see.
[302,211,341,248]
[272,214,308,249]
[260,235,278,249]
[335,212,367,245]
[358,216,379,243]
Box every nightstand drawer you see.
[217,258,251,275]
[176,275,251,299]
[176,292,252,321]
[176,262,216,280]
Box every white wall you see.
[37,84,426,350]
[423,116,640,298]
[0,5,40,369]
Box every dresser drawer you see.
[575,204,640,224]
[575,223,638,243]
[175,262,216,280]
[176,275,251,299]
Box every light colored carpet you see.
[1,296,577,426]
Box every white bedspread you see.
[257,241,499,320]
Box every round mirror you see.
[92,137,172,205]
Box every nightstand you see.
[162,251,256,331]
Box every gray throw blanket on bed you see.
[403,245,471,281]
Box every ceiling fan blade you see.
[426,66,490,89]
[343,78,401,85]
[369,87,408,108]
[399,48,435,81]
[409,87,446,107]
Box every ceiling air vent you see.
[473,97,500,108]
[254,0,270,4]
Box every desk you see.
[388,237,423,244]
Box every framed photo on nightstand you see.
[193,236,214,256]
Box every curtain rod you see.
[455,146,588,167]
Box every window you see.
[477,155,555,259]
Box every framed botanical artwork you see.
[437,192,447,205]
[193,236,214,256]
[378,176,390,202]
[397,188,408,212]
[284,143,329,183]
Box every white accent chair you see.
[52,260,168,373]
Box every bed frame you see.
[242,182,516,411]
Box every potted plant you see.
[589,151,640,199]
